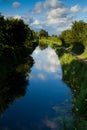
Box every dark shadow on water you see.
[0,50,34,116]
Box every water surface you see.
[0,46,73,130]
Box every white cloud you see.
[47,8,70,19]
[22,15,34,25]
[2,0,86,35]
[12,2,21,8]
[32,0,65,14]
[3,13,23,20]
[44,0,64,9]
[48,16,73,26]
[32,2,43,14]
[46,6,73,29]
[70,5,80,12]
[31,19,40,26]
[29,0,76,34]
[83,6,87,12]
[6,0,83,35]
[13,15,22,19]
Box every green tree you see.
[70,21,86,53]
[0,14,6,46]
[71,20,86,44]
[59,29,72,47]
[38,29,48,38]
[5,18,30,47]
[0,14,37,48]
[59,20,86,54]
[81,24,87,51]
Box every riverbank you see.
[55,47,87,130]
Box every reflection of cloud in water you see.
[35,60,42,70]
[32,47,62,73]
[37,73,46,80]
[43,119,58,129]
[30,47,62,80]
[30,73,62,80]
[29,73,46,80]
[33,49,40,54]
[55,74,62,79]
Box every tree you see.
[81,24,87,50]
[59,20,86,54]
[59,29,72,47]
[0,14,6,45]
[38,29,48,38]
[5,18,30,46]
[0,14,36,47]
[71,20,86,44]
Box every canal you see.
[0,46,73,130]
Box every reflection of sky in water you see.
[30,46,62,80]
[0,46,73,130]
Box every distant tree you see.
[51,34,57,37]
[38,29,48,38]
[59,29,72,47]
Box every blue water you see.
[0,47,73,130]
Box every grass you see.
[80,51,87,59]
[55,47,87,130]
[39,37,62,47]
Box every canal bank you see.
[55,46,87,130]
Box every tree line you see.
[59,20,87,54]
[0,14,38,115]
[0,13,39,81]
[38,20,87,55]
[0,14,38,55]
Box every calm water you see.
[0,46,73,130]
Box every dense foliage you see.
[0,14,38,52]
[0,14,38,115]
[38,29,48,38]
[59,20,87,54]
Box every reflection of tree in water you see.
[0,54,34,116]
[39,42,48,50]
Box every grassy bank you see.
[39,37,62,47]
[55,47,87,130]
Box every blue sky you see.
[0,0,87,35]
